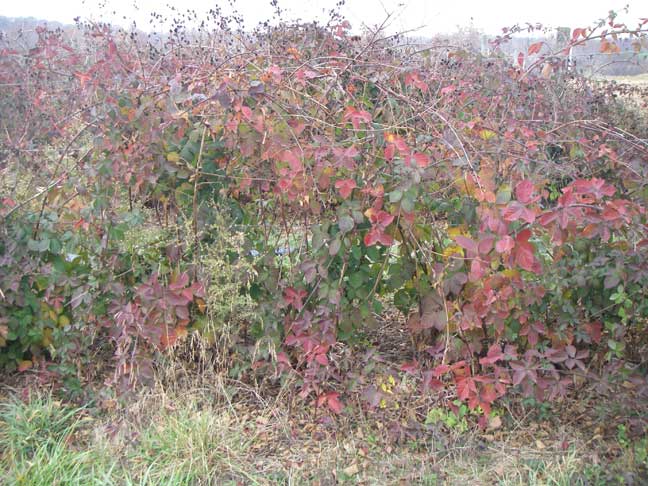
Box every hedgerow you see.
[1,9,647,416]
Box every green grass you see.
[0,393,112,485]
[0,391,273,485]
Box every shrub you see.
[0,8,647,415]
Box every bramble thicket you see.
[1,7,648,422]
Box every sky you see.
[0,0,645,36]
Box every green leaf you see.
[496,185,512,204]
[401,194,415,213]
[349,271,366,289]
[388,189,403,203]
[49,238,62,255]
[394,289,413,315]
[311,227,325,251]
[28,238,50,252]
[359,301,370,318]
[338,215,355,234]
[352,210,365,224]
[366,246,381,262]
[329,238,341,256]
[175,182,194,208]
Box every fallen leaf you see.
[18,360,32,372]
[488,415,503,430]
[343,464,359,476]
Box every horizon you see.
[0,0,645,36]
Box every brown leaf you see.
[541,63,553,79]
[343,464,359,476]
[488,415,502,430]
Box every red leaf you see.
[277,178,294,194]
[364,227,393,247]
[440,85,455,96]
[517,52,524,67]
[584,322,602,344]
[454,235,478,254]
[479,344,505,366]
[571,178,615,199]
[495,235,515,253]
[160,328,178,349]
[283,287,308,310]
[334,178,357,199]
[175,305,189,320]
[368,210,394,227]
[432,364,451,377]
[478,383,498,414]
[240,105,253,122]
[469,259,486,281]
[502,201,536,224]
[400,361,419,374]
[515,180,535,204]
[528,42,543,55]
[281,150,302,172]
[422,371,444,392]
[514,229,540,273]
[478,236,495,255]
[384,144,395,161]
[169,272,189,291]
[405,71,428,91]
[572,28,587,41]
[74,70,92,88]
[315,352,329,366]
[277,352,291,366]
[457,376,478,401]
[412,152,430,168]
[327,393,344,414]
[343,106,372,130]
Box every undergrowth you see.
[1,381,646,485]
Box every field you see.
[600,73,648,85]
[1,374,647,485]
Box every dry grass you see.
[598,73,648,86]
[2,359,647,486]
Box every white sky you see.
[0,0,645,36]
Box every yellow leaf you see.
[195,298,207,314]
[42,328,53,347]
[447,227,467,237]
[166,152,180,163]
[18,360,32,372]
[443,245,464,258]
[479,129,496,141]
[58,315,70,327]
